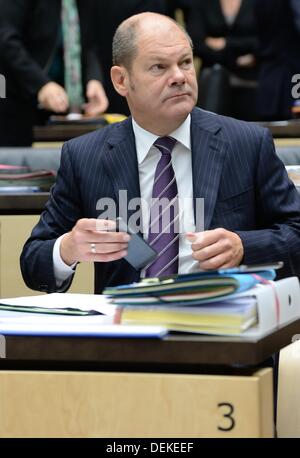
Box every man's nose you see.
[169,66,186,85]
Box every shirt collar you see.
[132,115,191,165]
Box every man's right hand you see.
[60,219,130,266]
[205,37,226,51]
[38,82,69,113]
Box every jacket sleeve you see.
[184,1,227,66]
[0,0,50,98]
[20,141,84,293]
[235,128,300,278]
[184,0,258,68]
[290,0,300,35]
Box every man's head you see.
[111,13,198,135]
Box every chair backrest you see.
[277,339,300,437]
[276,146,300,165]
[197,64,231,115]
[0,148,61,171]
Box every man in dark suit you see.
[255,0,300,120]
[21,12,300,294]
[0,0,108,146]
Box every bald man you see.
[21,13,300,293]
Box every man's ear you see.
[111,66,129,97]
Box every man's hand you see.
[186,228,244,270]
[38,82,69,112]
[205,37,226,51]
[83,80,109,116]
[60,219,130,266]
[236,54,256,67]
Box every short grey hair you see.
[112,17,139,70]
[112,15,193,70]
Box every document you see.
[0,313,167,338]
[104,269,277,305]
[0,294,167,338]
[0,293,117,315]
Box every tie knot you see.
[154,136,177,155]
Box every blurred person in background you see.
[173,0,258,120]
[0,0,108,146]
[255,0,300,121]
[94,0,167,116]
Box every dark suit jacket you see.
[0,0,102,101]
[254,0,300,120]
[20,108,300,293]
[182,0,258,80]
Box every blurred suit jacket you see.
[20,108,300,293]
[0,0,102,100]
[255,0,300,120]
[0,0,102,145]
[178,0,258,81]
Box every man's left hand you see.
[83,80,109,115]
[186,228,244,270]
[205,37,226,51]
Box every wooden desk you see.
[0,321,299,437]
[0,193,49,215]
[0,193,297,437]
[33,114,126,142]
[33,119,300,142]
[259,119,300,138]
[2,318,300,369]
[33,123,105,142]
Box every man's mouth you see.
[166,93,189,100]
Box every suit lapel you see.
[191,109,229,230]
[102,118,142,227]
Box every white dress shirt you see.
[53,115,200,285]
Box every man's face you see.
[124,22,198,132]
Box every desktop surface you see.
[1,318,299,372]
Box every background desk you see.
[0,193,93,297]
[33,120,300,142]
[1,321,300,437]
[33,123,104,142]
[260,120,300,137]
[33,114,126,142]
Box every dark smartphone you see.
[116,217,157,271]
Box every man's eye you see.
[151,64,164,72]
[181,59,192,68]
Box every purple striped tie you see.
[145,136,179,277]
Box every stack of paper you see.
[105,268,278,335]
[0,275,298,338]
[117,297,258,335]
